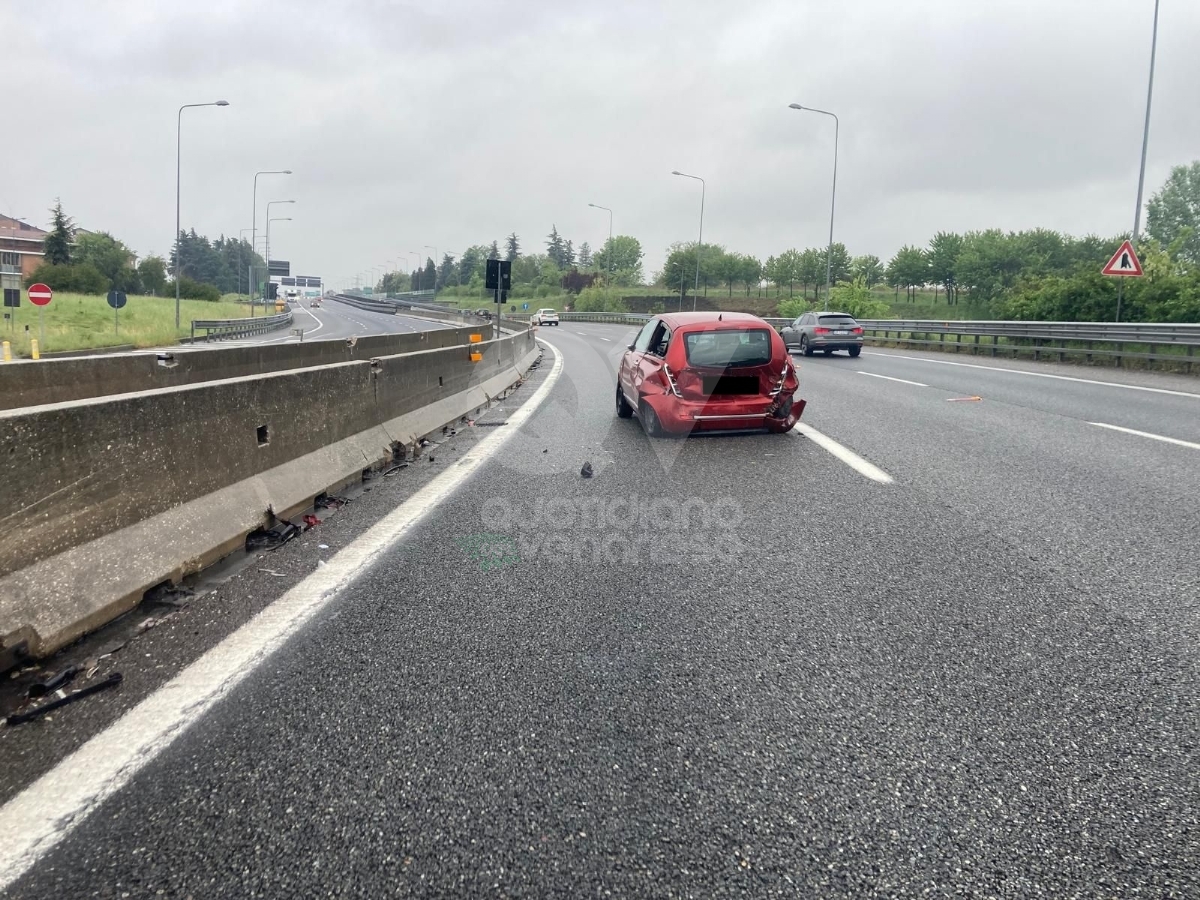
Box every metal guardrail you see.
[190,311,293,342]
[517,312,1199,371]
[855,319,1200,370]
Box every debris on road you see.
[6,673,123,727]
[302,514,321,529]
[314,494,349,510]
[260,569,287,577]
[246,521,300,552]
[384,463,409,476]
[27,664,80,699]
[580,461,594,479]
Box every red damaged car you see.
[616,312,806,436]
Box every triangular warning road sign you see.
[1102,240,1143,277]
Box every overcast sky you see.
[4,0,1198,286]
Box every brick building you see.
[0,215,48,306]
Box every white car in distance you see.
[533,308,560,326]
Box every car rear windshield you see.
[818,315,858,327]
[684,329,773,368]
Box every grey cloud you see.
[4,0,1198,283]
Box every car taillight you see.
[770,363,790,397]
[852,326,863,334]
[661,364,682,397]
[814,327,830,335]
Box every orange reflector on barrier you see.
[469,334,483,343]
[470,351,483,363]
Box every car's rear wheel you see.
[849,346,861,358]
[616,383,633,418]
[800,336,813,357]
[639,400,664,437]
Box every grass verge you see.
[1,292,253,357]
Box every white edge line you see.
[856,371,928,388]
[866,352,1200,399]
[792,422,894,484]
[0,341,565,891]
[1088,421,1200,450]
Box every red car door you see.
[636,322,671,400]
[621,319,659,403]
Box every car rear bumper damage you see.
[646,394,806,434]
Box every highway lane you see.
[5,326,1197,897]
[203,298,451,347]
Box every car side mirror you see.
[627,342,636,351]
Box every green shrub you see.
[574,285,628,313]
[26,262,109,294]
[828,278,893,319]
[175,277,222,302]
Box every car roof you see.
[817,311,855,317]
[654,311,767,330]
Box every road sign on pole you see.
[28,282,51,349]
[1102,241,1143,277]
[107,290,127,335]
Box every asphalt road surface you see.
[3,324,1197,897]
[216,297,450,345]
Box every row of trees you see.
[380,227,646,298]
[26,200,265,301]
[27,201,171,296]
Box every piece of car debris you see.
[302,514,321,529]
[384,463,409,476]
[580,461,594,478]
[7,673,123,727]
[27,664,80,699]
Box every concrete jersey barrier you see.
[0,325,494,411]
[0,328,540,660]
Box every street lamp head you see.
[788,103,803,110]
[215,100,230,107]
[670,170,682,176]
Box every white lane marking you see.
[0,341,564,892]
[1088,422,1200,451]
[866,352,1200,399]
[598,337,611,342]
[792,423,894,484]
[857,371,927,388]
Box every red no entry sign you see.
[28,283,53,306]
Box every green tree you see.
[828,277,892,319]
[43,199,74,265]
[437,253,457,290]
[954,230,1025,304]
[422,258,437,292]
[75,231,140,292]
[886,245,928,300]
[26,262,107,294]
[488,241,500,260]
[1146,160,1200,266]
[138,255,167,295]
[563,239,575,269]
[592,236,643,286]
[739,255,762,295]
[459,245,487,285]
[577,242,593,268]
[851,254,884,287]
[545,225,567,268]
[506,232,521,261]
[927,231,963,304]
[797,249,823,299]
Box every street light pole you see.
[264,200,295,298]
[672,171,705,311]
[238,227,253,298]
[587,203,613,285]
[175,100,229,328]
[251,169,291,314]
[789,103,839,310]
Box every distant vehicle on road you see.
[532,308,560,326]
[781,311,864,357]
[617,312,805,437]
[284,289,299,304]
[475,309,493,320]
[310,297,321,308]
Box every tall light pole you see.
[671,171,705,311]
[175,100,229,328]
[1121,0,1161,322]
[587,203,613,285]
[264,200,295,284]
[250,169,291,312]
[789,103,839,310]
